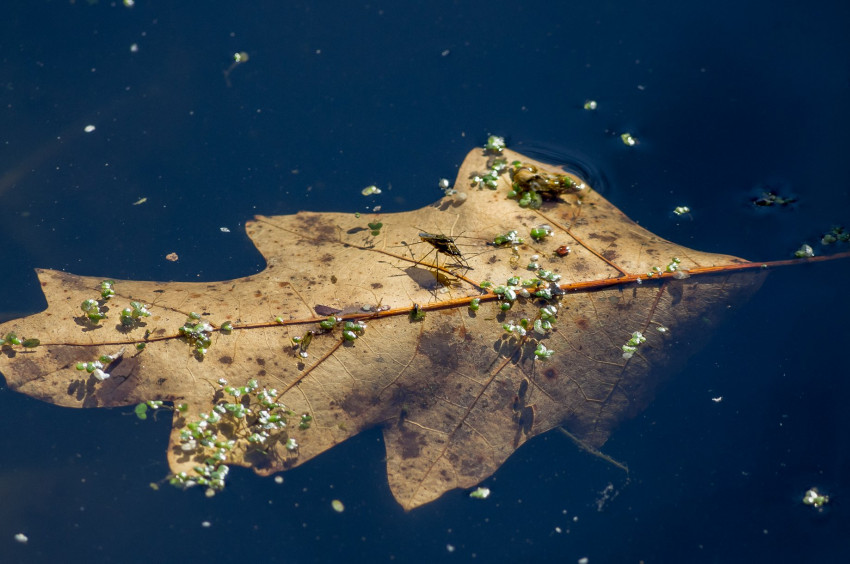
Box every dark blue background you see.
[1,1,848,562]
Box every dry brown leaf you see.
[0,148,786,509]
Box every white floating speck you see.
[84,125,96,133]
[130,43,139,53]
[201,521,211,528]
[711,396,723,403]
[274,476,283,484]
[331,499,345,513]
[219,227,230,233]
[14,533,28,543]
[446,544,455,553]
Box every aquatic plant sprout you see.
[469,486,491,499]
[534,343,555,360]
[485,135,506,152]
[621,331,647,360]
[794,244,814,258]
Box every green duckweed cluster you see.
[166,378,303,494]
[178,312,213,359]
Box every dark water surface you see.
[2,2,849,562]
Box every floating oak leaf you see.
[3,147,821,510]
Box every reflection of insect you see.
[417,231,471,270]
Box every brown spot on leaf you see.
[297,214,337,244]
[602,249,619,261]
[459,453,487,476]
[398,425,427,459]
[588,232,616,243]
[341,390,377,418]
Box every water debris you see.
[84,124,96,133]
[821,226,848,245]
[223,51,250,86]
[673,205,691,216]
[361,185,382,196]
[132,197,148,206]
[166,252,179,262]
[583,100,598,110]
[752,190,796,207]
[331,499,345,512]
